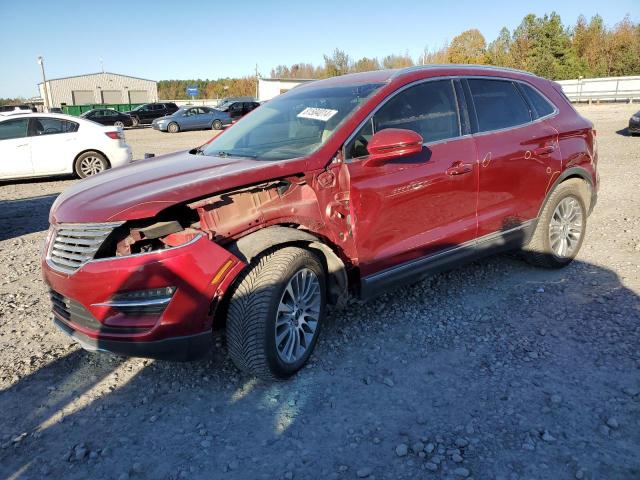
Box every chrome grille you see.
[47,222,123,273]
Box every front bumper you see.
[151,122,167,131]
[629,120,640,134]
[42,235,243,360]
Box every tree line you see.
[2,11,637,105]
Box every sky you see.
[0,0,638,98]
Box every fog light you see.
[93,287,176,315]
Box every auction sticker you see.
[297,107,338,122]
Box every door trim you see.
[359,219,536,300]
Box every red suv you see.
[42,66,598,379]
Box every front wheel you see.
[523,179,589,268]
[167,122,179,133]
[131,117,139,127]
[212,119,223,130]
[74,151,109,178]
[226,247,326,379]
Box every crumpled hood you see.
[51,150,307,224]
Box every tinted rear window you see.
[468,79,531,132]
[518,83,555,118]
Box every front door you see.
[338,79,479,277]
[0,118,32,179]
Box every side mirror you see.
[363,128,424,167]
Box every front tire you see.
[74,151,109,178]
[523,178,589,268]
[131,117,139,127]
[167,122,180,133]
[226,247,326,380]
[212,119,223,130]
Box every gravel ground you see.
[1,105,638,480]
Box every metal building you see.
[38,72,158,108]
[257,78,313,102]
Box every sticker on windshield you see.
[297,107,338,122]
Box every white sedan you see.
[0,113,133,180]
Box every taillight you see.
[105,131,121,140]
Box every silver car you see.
[152,106,232,133]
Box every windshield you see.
[201,82,383,161]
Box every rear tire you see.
[226,247,326,380]
[114,120,124,128]
[74,151,109,178]
[167,122,179,133]
[212,119,223,130]
[522,178,590,268]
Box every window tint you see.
[0,118,29,140]
[467,79,531,132]
[31,118,79,136]
[373,80,460,144]
[518,83,555,118]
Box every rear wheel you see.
[167,122,179,133]
[74,151,109,178]
[114,120,124,128]
[523,178,589,268]
[212,119,223,130]
[226,247,326,379]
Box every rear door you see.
[0,118,32,178]
[29,117,80,174]
[339,79,479,276]
[465,78,561,239]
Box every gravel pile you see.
[0,104,638,479]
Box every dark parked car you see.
[216,100,260,120]
[42,65,598,379]
[125,102,179,126]
[629,110,640,135]
[81,109,133,128]
[151,106,232,133]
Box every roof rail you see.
[391,64,538,79]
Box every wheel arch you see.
[227,225,349,307]
[539,166,595,217]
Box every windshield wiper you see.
[216,150,257,159]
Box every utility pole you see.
[100,57,104,73]
[37,56,50,113]
[255,63,259,101]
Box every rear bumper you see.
[109,146,133,168]
[54,317,212,360]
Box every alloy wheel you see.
[275,268,321,364]
[549,196,583,258]
[79,156,106,176]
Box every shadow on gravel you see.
[615,127,636,137]
[3,244,640,478]
[0,194,59,241]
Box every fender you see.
[539,166,597,217]
[227,226,349,307]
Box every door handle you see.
[446,162,472,176]
[533,145,555,156]
[16,143,28,147]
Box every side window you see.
[31,118,78,136]
[467,79,531,132]
[0,119,29,140]
[518,83,556,118]
[373,80,460,144]
[345,119,374,160]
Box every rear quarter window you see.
[518,83,556,118]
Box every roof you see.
[393,64,538,79]
[38,71,157,85]
[260,77,315,82]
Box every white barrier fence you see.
[557,75,640,103]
